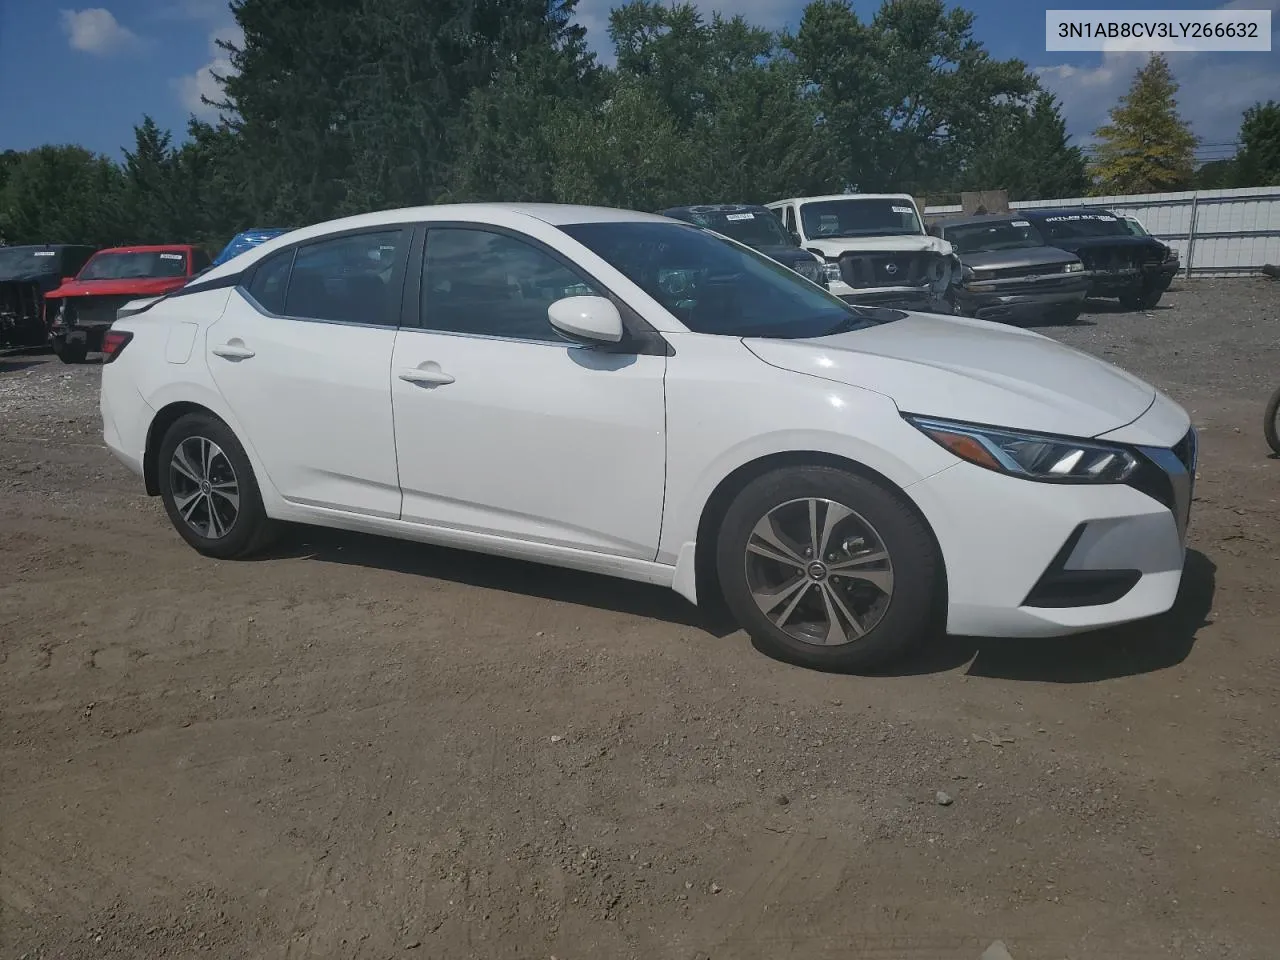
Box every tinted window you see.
[665,209,793,248]
[945,219,1047,254]
[799,199,922,238]
[246,249,293,314]
[561,221,894,339]
[284,230,406,325]
[1035,213,1130,240]
[422,228,601,341]
[79,251,188,280]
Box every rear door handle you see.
[398,365,455,386]
[212,342,255,360]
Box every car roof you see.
[767,194,915,206]
[661,203,770,215]
[1019,207,1116,219]
[934,214,1033,228]
[90,244,199,254]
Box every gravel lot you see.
[2,279,1279,960]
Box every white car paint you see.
[764,194,956,303]
[101,202,1195,643]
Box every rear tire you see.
[714,466,940,671]
[1264,385,1280,456]
[51,337,88,364]
[1119,284,1162,310]
[157,412,275,559]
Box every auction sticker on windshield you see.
[892,206,913,214]
[34,251,55,256]
[725,213,754,221]
[1012,221,1031,227]
[160,253,184,260]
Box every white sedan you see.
[99,203,1197,671]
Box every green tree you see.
[0,146,125,247]
[959,91,1090,200]
[1090,53,1198,195]
[1235,100,1280,187]
[788,0,1037,194]
[120,116,182,243]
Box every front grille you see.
[986,263,1065,280]
[1077,245,1160,272]
[67,295,136,328]
[839,251,938,288]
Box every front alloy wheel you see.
[744,498,894,646]
[716,466,940,671]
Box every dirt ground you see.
[2,279,1279,960]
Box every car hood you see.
[754,245,819,266]
[45,277,188,300]
[960,246,1078,270]
[802,234,953,259]
[743,312,1157,438]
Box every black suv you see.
[1018,208,1175,309]
[658,204,828,287]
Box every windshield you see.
[0,247,61,279]
[560,221,896,339]
[944,219,1047,254]
[667,209,793,248]
[799,198,922,239]
[1036,213,1130,240]
[79,251,187,280]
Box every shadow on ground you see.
[268,525,1215,678]
[882,548,1216,683]
[264,523,735,636]
[1082,298,1174,315]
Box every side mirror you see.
[788,229,801,244]
[548,295,624,345]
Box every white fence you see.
[924,185,1280,278]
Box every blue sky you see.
[0,0,1276,163]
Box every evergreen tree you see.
[1090,53,1198,195]
[960,92,1090,200]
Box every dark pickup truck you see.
[928,215,1089,324]
[1018,208,1176,309]
[0,244,96,350]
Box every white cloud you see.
[174,21,243,117]
[60,7,140,55]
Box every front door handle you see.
[398,364,455,386]
[212,341,255,360]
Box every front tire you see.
[157,412,274,559]
[1119,283,1163,310]
[715,466,940,671]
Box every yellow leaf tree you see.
[1090,53,1198,195]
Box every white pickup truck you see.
[765,194,958,313]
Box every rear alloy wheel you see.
[715,466,940,671]
[157,412,273,559]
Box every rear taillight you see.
[101,329,133,363]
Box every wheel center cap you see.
[807,561,828,581]
[201,480,212,494]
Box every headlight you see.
[821,260,842,283]
[906,416,1141,483]
[961,264,975,281]
[793,259,823,283]
[1064,261,1084,273]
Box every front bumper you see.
[907,423,1197,638]
[830,279,951,314]
[955,273,1090,322]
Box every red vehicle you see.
[44,244,210,363]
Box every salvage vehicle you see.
[1018,209,1174,310]
[764,194,957,312]
[928,215,1089,324]
[1119,214,1181,288]
[101,202,1197,673]
[211,227,291,268]
[658,204,827,286]
[44,244,210,362]
[0,244,96,350]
